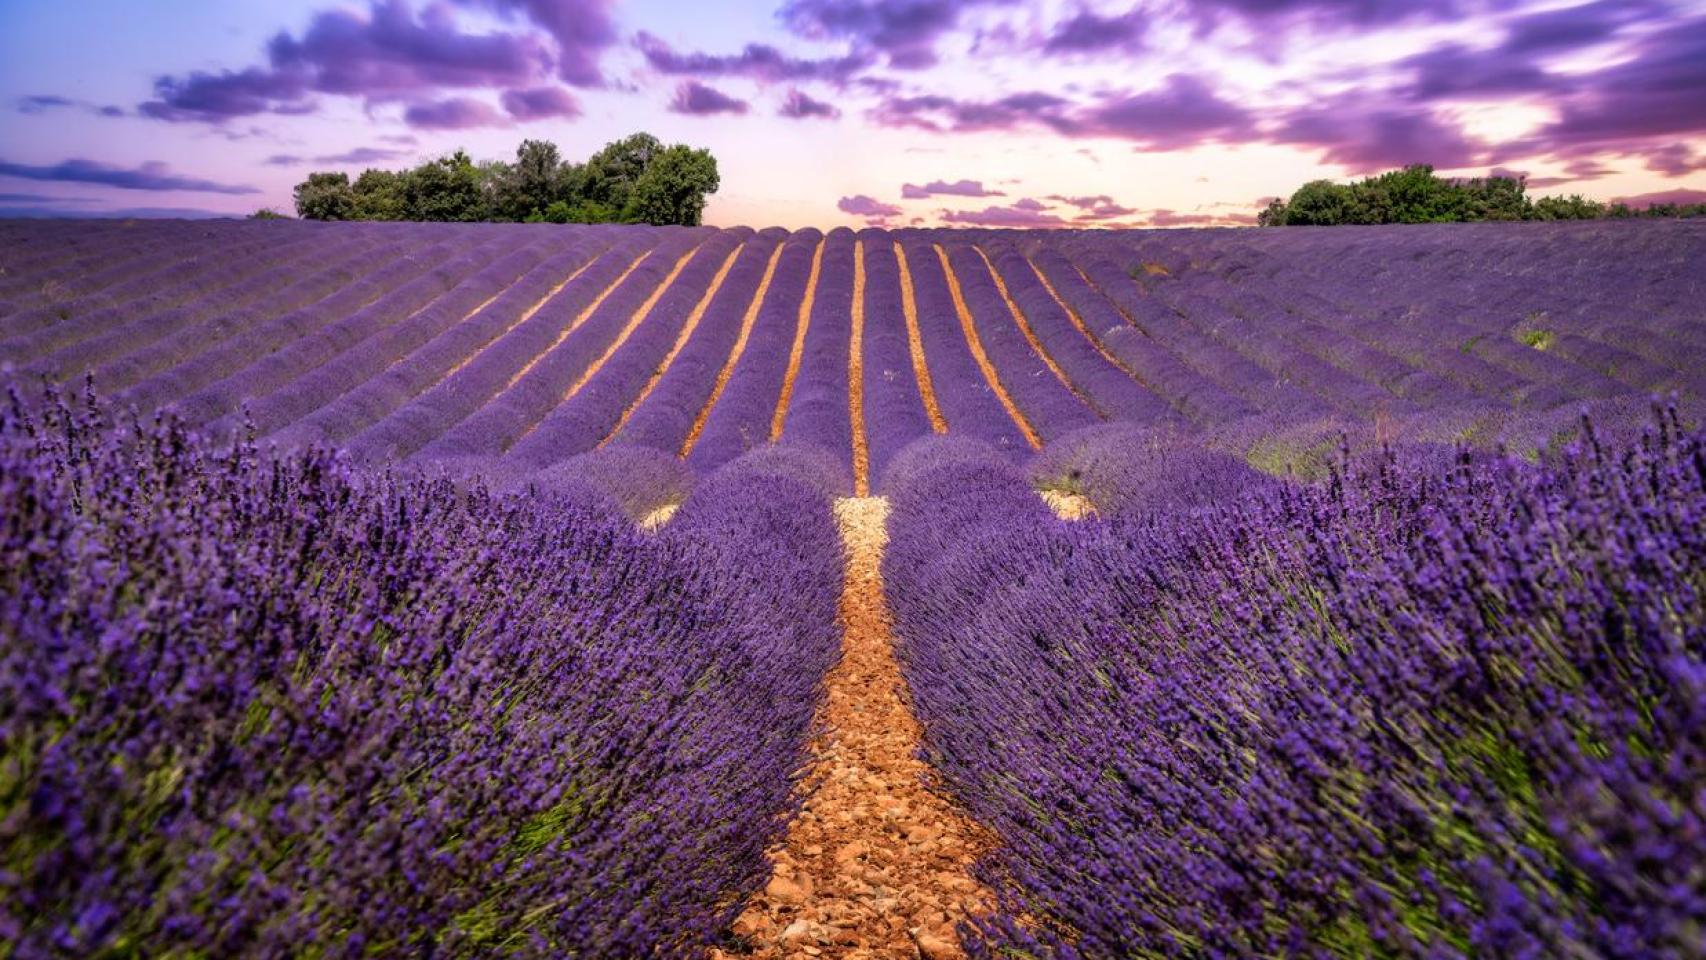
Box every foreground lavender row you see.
[883,420,1705,958]
[0,392,842,957]
[3,218,1703,487]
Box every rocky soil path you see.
[720,497,993,959]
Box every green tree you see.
[405,151,483,222]
[287,134,719,227]
[1249,164,1706,226]
[622,144,720,226]
[293,172,356,221]
[1532,194,1606,220]
[1461,174,1530,220]
[489,139,565,221]
[1346,165,1470,223]
[1256,198,1290,226]
[580,133,663,212]
[1280,180,1358,225]
[352,169,408,221]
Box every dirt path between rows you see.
[719,497,993,959]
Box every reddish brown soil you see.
[718,497,994,960]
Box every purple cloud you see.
[17,95,76,113]
[636,31,871,82]
[864,65,1533,174]
[669,80,749,115]
[0,158,259,194]
[17,95,127,118]
[404,96,510,129]
[900,178,1004,198]
[1191,0,1463,28]
[451,0,617,86]
[141,66,311,122]
[1082,75,1251,148]
[141,1,552,122]
[1074,201,1139,221]
[839,194,902,216]
[1522,161,1616,189]
[874,90,1074,133]
[1274,101,1481,171]
[501,85,581,120]
[1532,15,1706,152]
[1561,157,1616,179]
[779,0,1015,69]
[1644,144,1705,177]
[1042,8,1147,54]
[264,147,410,167]
[940,203,1067,227]
[1399,44,1558,102]
[779,89,840,118]
[1397,3,1659,105]
[269,3,549,96]
[1011,197,1047,211]
[1500,0,1659,55]
[1047,193,1115,209]
[1145,209,1218,226]
[873,77,1251,147]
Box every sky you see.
[1,0,1703,228]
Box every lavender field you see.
[5,218,1703,489]
[3,217,1704,958]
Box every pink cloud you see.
[141,1,555,122]
[404,96,509,129]
[636,31,871,83]
[669,80,748,115]
[501,86,581,120]
[779,89,840,119]
[900,179,1003,198]
[838,194,902,216]
[940,203,1067,227]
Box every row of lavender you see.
[4,219,1705,486]
[0,389,842,958]
[882,416,1705,957]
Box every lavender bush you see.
[886,413,1706,958]
[776,227,856,459]
[1,387,840,958]
[856,228,934,482]
[687,229,823,472]
[5,219,1705,478]
[412,228,711,462]
[976,240,1176,427]
[615,228,787,456]
[504,228,750,470]
[894,235,1031,454]
[313,233,658,457]
[1029,420,1276,517]
[206,235,600,439]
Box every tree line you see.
[1259,165,1706,226]
[289,133,719,226]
